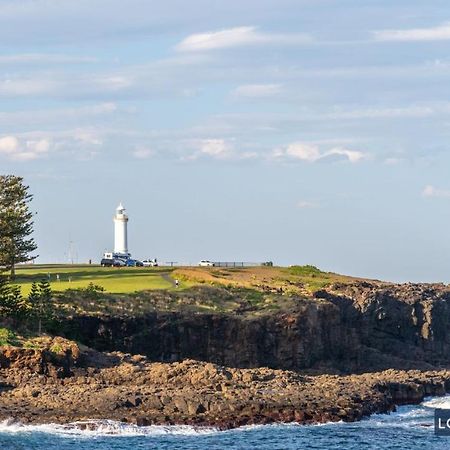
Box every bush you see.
[50,343,63,354]
[288,265,324,276]
[0,276,29,319]
[0,327,19,346]
[82,282,105,299]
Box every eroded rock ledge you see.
[0,340,449,429]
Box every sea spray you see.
[0,419,219,437]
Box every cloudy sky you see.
[2,0,450,282]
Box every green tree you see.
[0,175,38,278]
[0,274,26,318]
[28,279,53,334]
[38,279,52,304]
[28,282,40,331]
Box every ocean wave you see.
[0,419,219,437]
[228,421,345,433]
[422,395,450,410]
[0,396,446,438]
[0,418,350,439]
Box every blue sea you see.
[1,396,449,450]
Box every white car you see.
[142,259,158,267]
[199,260,215,267]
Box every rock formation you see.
[0,340,449,428]
[55,282,450,373]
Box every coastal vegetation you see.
[0,327,19,346]
[1,263,359,321]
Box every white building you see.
[113,203,129,256]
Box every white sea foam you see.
[422,395,450,410]
[358,399,444,431]
[0,419,219,437]
[396,408,429,419]
[0,396,446,438]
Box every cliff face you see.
[56,282,450,373]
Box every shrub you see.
[288,265,324,276]
[0,327,19,346]
[50,343,63,354]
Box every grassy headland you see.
[13,264,359,297]
[1,264,370,320]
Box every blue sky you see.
[1,0,450,282]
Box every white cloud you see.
[327,147,365,163]
[374,22,450,42]
[0,128,107,162]
[422,185,450,199]
[327,105,438,120]
[132,147,154,159]
[232,83,282,98]
[296,200,318,209]
[0,70,133,97]
[176,26,311,52]
[0,102,118,127]
[93,75,133,91]
[273,142,367,164]
[199,139,231,157]
[285,143,322,162]
[0,136,19,153]
[0,78,60,96]
[384,157,403,165]
[0,135,50,161]
[27,138,50,154]
[0,53,97,64]
[70,130,103,147]
[183,138,257,162]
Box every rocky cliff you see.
[54,282,450,373]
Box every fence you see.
[162,261,273,268]
[212,262,271,268]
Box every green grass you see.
[14,265,180,294]
[283,265,336,292]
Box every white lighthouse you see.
[113,203,129,255]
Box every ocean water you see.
[0,396,449,450]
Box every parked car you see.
[126,259,144,267]
[142,259,158,267]
[199,260,215,267]
[100,258,114,267]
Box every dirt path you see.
[161,272,177,287]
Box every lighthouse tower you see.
[113,203,129,256]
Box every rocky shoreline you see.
[1,338,449,430]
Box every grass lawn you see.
[12,264,362,297]
[13,265,179,294]
[173,265,364,295]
